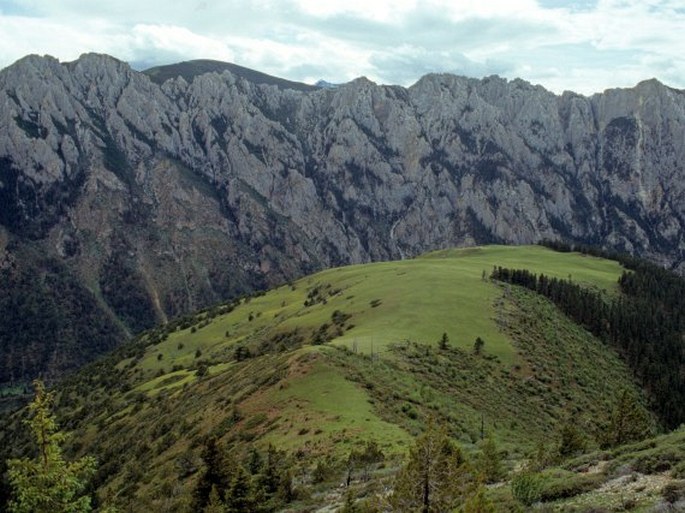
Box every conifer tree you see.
[557,421,586,458]
[473,337,485,355]
[461,485,495,513]
[390,421,470,512]
[603,389,652,447]
[246,446,263,475]
[225,465,253,513]
[340,490,360,513]
[7,380,97,513]
[193,437,230,511]
[477,435,503,483]
[203,485,225,513]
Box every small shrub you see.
[538,473,604,502]
[474,337,485,354]
[511,472,544,506]
[633,448,682,474]
[662,481,685,504]
[672,460,685,479]
[195,362,209,377]
[244,413,268,430]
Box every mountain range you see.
[1,53,684,384]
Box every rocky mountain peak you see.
[0,53,684,383]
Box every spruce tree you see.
[462,485,495,513]
[477,436,503,484]
[203,486,226,513]
[193,438,230,511]
[557,421,586,458]
[604,389,652,447]
[7,380,96,513]
[390,421,470,512]
[225,466,253,513]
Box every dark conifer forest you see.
[491,243,685,429]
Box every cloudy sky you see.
[0,0,683,95]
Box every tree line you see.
[491,250,685,429]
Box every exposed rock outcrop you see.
[1,54,684,382]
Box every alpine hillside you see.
[1,53,685,384]
[4,245,681,513]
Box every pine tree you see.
[438,333,449,350]
[390,421,470,512]
[603,389,652,447]
[203,485,226,513]
[477,436,503,484]
[7,380,97,513]
[340,490,360,513]
[473,337,485,355]
[557,421,586,458]
[246,446,263,475]
[225,466,253,513]
[193,438,231,511]
[461,485,495,513]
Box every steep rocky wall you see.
[0,53,683,382]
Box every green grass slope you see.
[1,245,653,512]
[131,244,623,372]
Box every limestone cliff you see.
[1,53,683,382]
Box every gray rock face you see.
[1,53,684,381]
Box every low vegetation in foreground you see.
[1,244,684,512]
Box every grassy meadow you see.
[4,244,660,512]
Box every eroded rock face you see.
[1,53,684,381]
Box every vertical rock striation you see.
[1,54,684,381]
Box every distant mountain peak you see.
[314,79,339,89]
[142,59,317,92]
[0,51,684,389]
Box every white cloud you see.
[128,25,236,63]
[0,0,682,95]
[293,0,417,23]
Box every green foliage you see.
[192,442,296,513]
[601,389,652,448]
[477,436,504,483]
[7,380,97,513]
[461,485,495,513]
[510,471,543,507]
[0,245,659,512]
[193,438,228,511]
[535,471,604,502]
[390,421,471,512]
[224,466,253,513]
[340,490,361,513]
[557,421,587,459]
[99,245,157,334]
[492,254,685,428]
[473,337,485,355]
[0,257,124,383]
[203,486,226,513]
[346,440,385,485]
[438,333,449,350]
